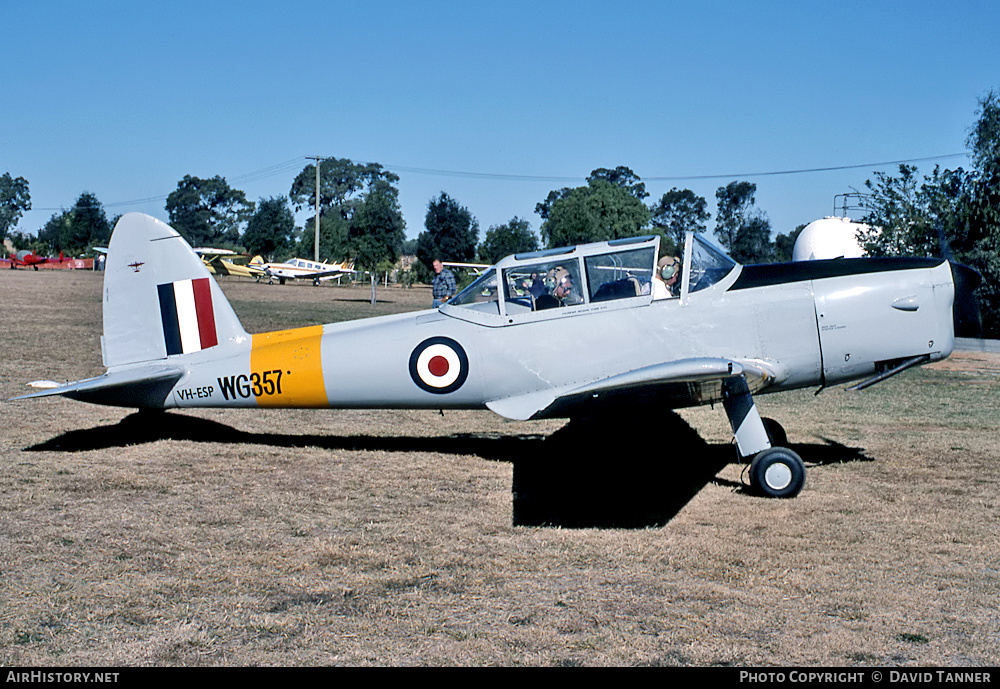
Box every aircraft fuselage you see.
[158,256,955,418]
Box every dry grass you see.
[2,270,999,667]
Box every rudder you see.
[102,213,247,368]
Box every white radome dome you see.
[792,217,869,261]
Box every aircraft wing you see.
[196,251,264,278]
[442,261,489,275]
[216,258,264,278]
[298,265,357,279]
[486,357,777,421]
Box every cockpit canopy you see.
[446,233,737,320]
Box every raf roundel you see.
[409,337,469,394]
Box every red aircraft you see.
[4,250,64,270]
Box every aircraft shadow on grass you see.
[26,411,871,529]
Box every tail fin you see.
[249,255,264,266]
[102,213,248,369]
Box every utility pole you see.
[307,156,324,261]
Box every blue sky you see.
[3,0,998,247]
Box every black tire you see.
[761,417,788,447]
[749,447,805,498]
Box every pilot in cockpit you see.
[536,266,583,309]
[653,256,681,299]
[551,267,583,306]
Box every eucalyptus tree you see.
[165,175,253,246]
[0,172,31,243]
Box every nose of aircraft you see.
[950,261,983,338]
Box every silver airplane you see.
[12,213,981,498]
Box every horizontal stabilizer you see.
[11,366,184,409]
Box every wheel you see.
[749,447,805,498]
[761,417,788,447]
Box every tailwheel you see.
[748,447,805,498]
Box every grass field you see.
[2,269,999,666]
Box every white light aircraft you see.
[12,213,981,499]
[254,256,356,285]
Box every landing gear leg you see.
[721,375,771,458]
[722,376,805,498]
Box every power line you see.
[642,153,971,182]
[376,152,971,183]
[30,152,971,213]
[228,157,310,185]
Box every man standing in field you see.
[432,259,456,308]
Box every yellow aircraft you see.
[195,248,265,280]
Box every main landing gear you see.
[748,445,806,498]
[721,376,806,498]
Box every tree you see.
[290,158,399,258]
[535,165,647,221]
[588,166,648,201]
[1,173,31,243]
[67,192,111,252]
[297,214,350,262]
[969,90,1000,180]
[347,180,406,304]
[535,187,571,222]
[961,89,1000,336]
[859,164,936,256]
[478,217,539,264]
[38,212,70,254]
[243,196,297,259]
[289,158,398,221]
[730,212,773,264]
[773,224,806,262]
[165,175,254,246]
[5,229,46,254]
[416,192,479,268]
[36,192,110,255]
[859,90,1000,336]
[649,187,710,255]
[714,181,757,252]
[540,179,651,248]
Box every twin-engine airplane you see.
[13,213,981,498]
[252,256,356,285]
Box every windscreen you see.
[688,235,737,293]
